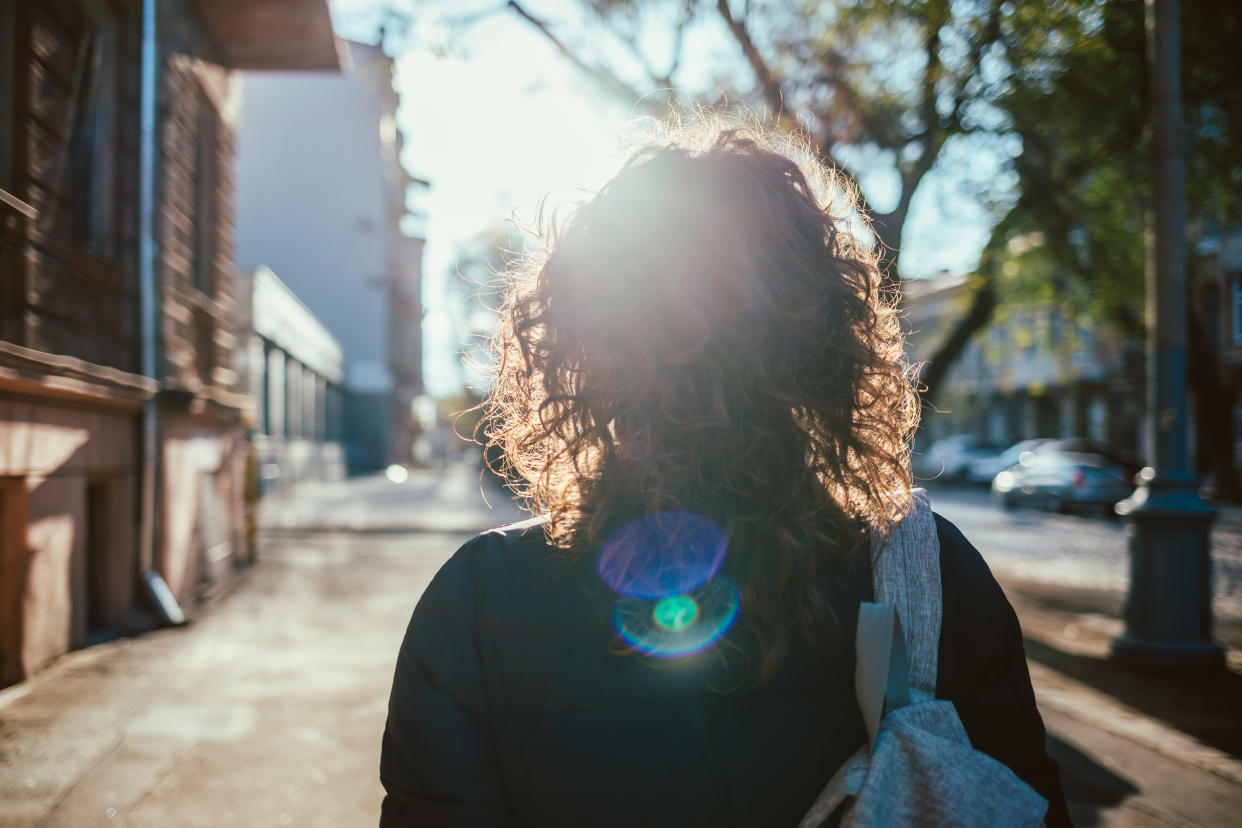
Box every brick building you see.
[0,0,338,686]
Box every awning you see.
[198,0,343,71]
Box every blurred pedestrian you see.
[379,117,1071,827]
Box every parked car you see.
[913,435,1002,482]
[991,451,1134,514]
[965,438,1053,485]
[1033,438,1144,481]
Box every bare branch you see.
[920,271,997,401]
[944,1,1003,134]
[507,1,665,116]
[920,8,944,139]
[715,0,786,121]
[886,4,953,243]
[711,2,874,230]
[665,0,695,82]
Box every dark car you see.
[991,450,1134,514]
[1033,438,1144,481]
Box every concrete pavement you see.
[257,463,525,534]
[1,466,1239,826]
[0,465,522,828]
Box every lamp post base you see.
[1110,634,1224,671]
[1109,473,1225,672]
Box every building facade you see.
[0,0,338,686]
[905,272,1145,457]
[234,40,426,474]
[235,266,345,494]
[1193,223,1242,494]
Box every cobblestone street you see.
[926,486,1242,621]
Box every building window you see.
[1232,273,1242,345]
[68,10,118,257]
[193,307,215,387]
[193,93,219,295]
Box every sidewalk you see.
[1002,576,1242,825]
[257,462,526,534]
[0,465,521,828]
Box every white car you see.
[913,435,1000,482]
[965,439,1053,485]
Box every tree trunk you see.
[1188,308,1241,501]
[918,274,997,404]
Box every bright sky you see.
[329,1,1005,397]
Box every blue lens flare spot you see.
[653,595,698,631]
[612,577,740,659]
[597,511,728,599]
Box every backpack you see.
[798,490,1049,827]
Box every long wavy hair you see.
[483,117,919,678]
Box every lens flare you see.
[596,511,728,599]
[653,595,698,630]
[612,577,740,659]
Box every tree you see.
[392,1,1241,495]
[445,225,526,483]
[984,0,1242,497]
[446,225,517,393]
[501,0,1025,399]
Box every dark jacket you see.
[380,513,1071,827]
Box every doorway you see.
[0,477,28,687]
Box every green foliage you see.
[992,0,1242,338]
[484,1,1239,401]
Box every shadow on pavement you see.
[1047,734,1139,827]
[1023,635,1242,760]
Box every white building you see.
[234,40,425,473]
[236,266,345,493]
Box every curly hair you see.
[483,116,920,679]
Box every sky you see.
[328,1,1008,397]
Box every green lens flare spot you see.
[653,595,698,631]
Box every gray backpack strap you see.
[801,491,1049,828]
[855,602,910,750]
[869,489,940,700]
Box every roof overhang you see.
[199,0,343,71]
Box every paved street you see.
[1,466,1240,826]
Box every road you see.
[925,485,1242,622]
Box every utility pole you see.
[1110,0,1224,670]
